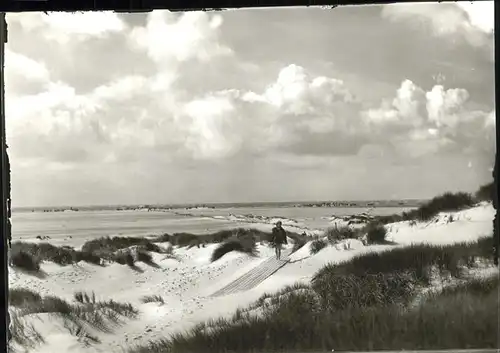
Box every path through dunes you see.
[210,250,292,297]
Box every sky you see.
[4,2,496,207]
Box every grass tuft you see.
[127,238,498,353]
[9,288,43,307]
[325,225,359,243]
[211,237,258,262]
[10,250,41,272]
[475,181,494,202]
[309,238,328,254]
[141,295,165,305]
[366,223,387,244]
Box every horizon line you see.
[11,198,429,211]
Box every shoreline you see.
[12,199,425,214]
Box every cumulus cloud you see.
[129,11,232,65]
[362,78,494,160]
[362,79,426,130]
[5,11,236,164]
[425,85,469,129]
[4,49,51,95]
[381,2,494,49]
[6,48,493,169]
[173,64,365,159]
[7,11,126,44]
[4,9,495,206]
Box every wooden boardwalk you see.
[210,250,291,297]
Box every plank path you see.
[210,250,291,297]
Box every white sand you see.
[8,203,498,353]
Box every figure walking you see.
[271,221,288,260]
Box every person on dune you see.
[271,221,288,260]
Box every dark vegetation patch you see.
[10,250,41,273]
[141,295,165,305]
[309,239,328,255]
[211,236,258,262]
[475,181,494,202]
[128,238,497,353]
[365,223,387,244]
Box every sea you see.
[11,200,423,247]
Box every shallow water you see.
[11,206,413,246]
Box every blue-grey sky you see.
[4,3,495,207]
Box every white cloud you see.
[92,75,149,102]
[381,2,493,48]
[361,79,426,129]
[182,94,242,159]
[5,49,49,82]
[362,78,493,159]
[7,11,126,44]
[484,110,495,128]
[174,65,365,159]
[262,64,354,115]
[129,11,232,65]
[425,85,469,128]
[456,1,494,34]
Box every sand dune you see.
[8,202,497,353]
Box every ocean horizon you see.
[12,198,427,213]
[11,202,419,247]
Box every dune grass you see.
[8,312,45,351]
[128,238,497,353]
[162,228,303,248]
[9,235,172,270]
[9,289,139,351]
[211,236,258,262]
[325,225,359,243]
[208,228,308,261]
[309,238,328,254]
[10,227,307,271]
[9,288,43,307]
[10,250,41,273]
[114,251,136,267]
[475,181,495,202]
[10,241,102,269]
[374,191,477,226]
[81,236,164,256]
[365,223,387,244]
[141,295,165,305]
[330,238,492,283]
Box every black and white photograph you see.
[3,3,497,353]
